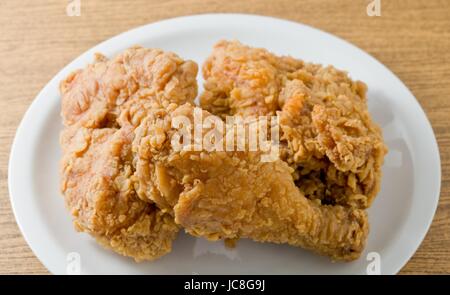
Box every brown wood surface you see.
[0,0,449,274]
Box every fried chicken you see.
[132,103,368,261]
[59,42,386,263]
[59,46,198,261]
[200,41,387,208]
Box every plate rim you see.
[8,13,441,275]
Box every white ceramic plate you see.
[9,14,441,275]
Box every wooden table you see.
[0,0,448,274]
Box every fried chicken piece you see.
[200,41,387,208]
[60,126,178,261]
[132,103,369,261]
[59,47,198,261]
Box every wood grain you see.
[0,0,449,274]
